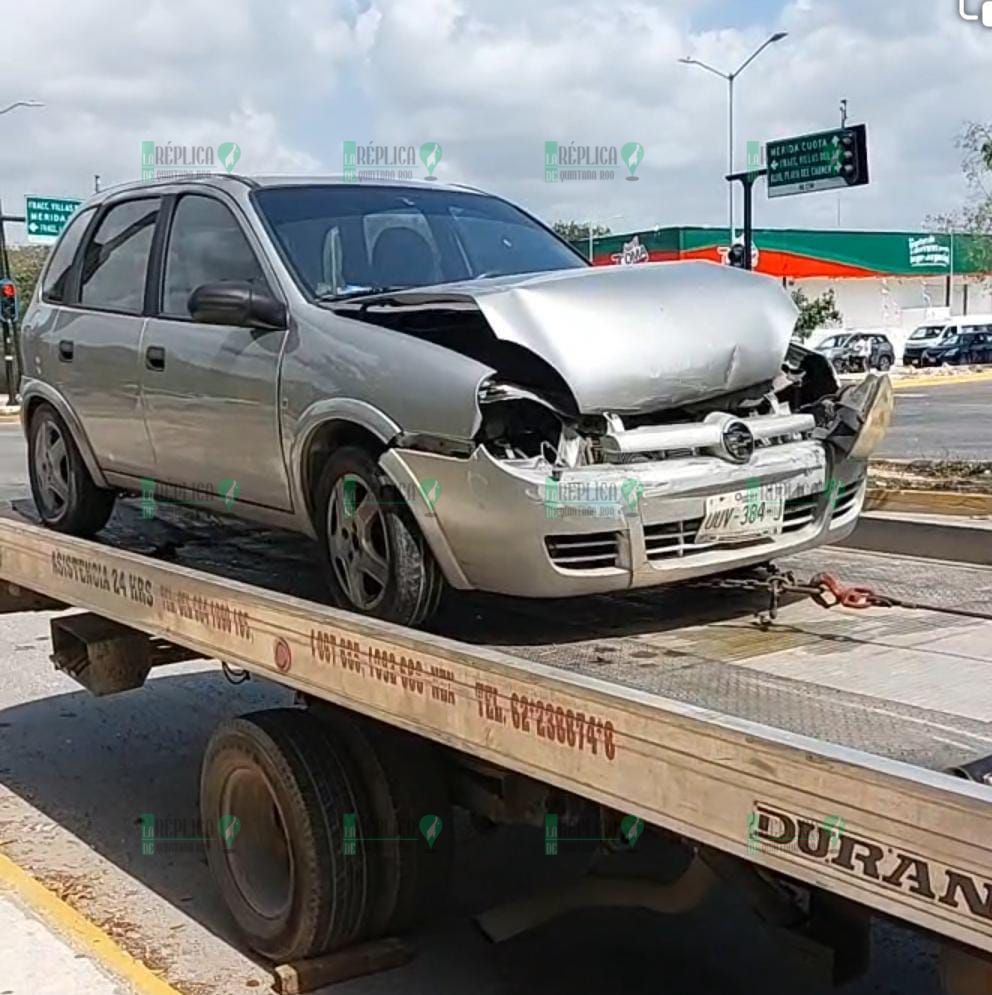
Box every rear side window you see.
[41,207,95,303]
[80,198,160,314]
[161,195,268,318]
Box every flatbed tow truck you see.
[0,496,990,993]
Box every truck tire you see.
[200,709,373,962]
[28,402,115,536]
[309,704,454,935]
[315,445,443,626]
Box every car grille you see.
[643,479,864,563]
[545,532,621,571]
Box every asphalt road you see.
[878,380,992,460]
[0,416,948,994]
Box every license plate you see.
[696,485,785,544]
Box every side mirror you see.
[187,281,286,331]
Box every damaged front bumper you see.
[380,374,891,599]
[381,440,867,598]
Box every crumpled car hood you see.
[337,261,798,416]
[466,262,797,414]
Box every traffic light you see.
[727,243,748,269]
[839,130,857,181]
[0,279,17,324]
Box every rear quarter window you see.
[41,207,96,304]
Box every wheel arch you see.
[293,400,401,531]
[20,380,110,489]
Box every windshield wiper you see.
[316,286,410,303]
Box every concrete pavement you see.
[0,889,131,995]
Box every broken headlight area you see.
[476,379,595,467]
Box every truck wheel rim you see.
[33,418,70,516]
[221,766,294,920]
[327,474,390,611]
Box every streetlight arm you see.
[678,57,729,80]
[732,32,787,78]
[0,100,45,117]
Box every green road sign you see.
[766,124,869,199]
[25,195,82,245]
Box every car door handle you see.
[145,346,165,371]
[58,340,74,362]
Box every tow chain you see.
[688,565,992,627]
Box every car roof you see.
[81,173,488,210]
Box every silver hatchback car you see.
[19,175,892,625]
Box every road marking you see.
[0,849,184,995]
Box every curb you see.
[838,512,992,567]
[0,849,183,995]
[865,487,992,518]
[890,370,992,390]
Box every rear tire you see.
[876,355,892,372]
[200,709,372,962]
[27,402,115,535]
[309,705,454,935]
[315,445,443,626]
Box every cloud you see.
[0,0,986,242]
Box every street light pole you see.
[679,33,787,242]
[0,99,45,402]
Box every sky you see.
[1,0,990,244]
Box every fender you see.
[19,378,110,489]
[287,398,403,538]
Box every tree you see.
[928,121,992,276]
[791,287,843,341]
[7,245,49,323]
[552,221,612,244]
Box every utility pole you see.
[726,168,768,271]
[837,99,848,227]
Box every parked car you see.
[921,325,992,366]
[820,332,895,372]
[903,315,992,366]
[18,176,893,625]
[814,333,853,367]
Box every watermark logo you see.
[342,141,441,182]
[340,812,444,855]
[543,477,642,519]
[140,141,242,181]
[620,141,644,181]
[420,142,442,181]
[959,0,992,26]
[544,812,645,856]
[218,477,240,510]
[140,813,241,855]
[138,477,240,519]
[746,139,764,180]
[343,478,441,518]
[544,141,644,183]
[217,142,242,173]
[419,813,443,849]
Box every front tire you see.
[315,446,443,626]
[27,402,115,535]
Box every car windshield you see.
[817,335,850,349]
[909,325,946,340]
[253,184,586,299]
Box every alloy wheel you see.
[326,474,391,610]
[33,417,70,517]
